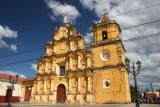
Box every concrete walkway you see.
[0,103,159,107]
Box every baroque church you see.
[31,12,131,104]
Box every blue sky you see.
[0,0,160,89]
[0,0,96,77]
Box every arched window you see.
[102,30,108,40]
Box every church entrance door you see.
[56,84,66,103]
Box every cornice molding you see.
[91,38,121,48]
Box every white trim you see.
[54,82,68,91]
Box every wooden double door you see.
[56,84,66,103]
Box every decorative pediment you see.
[54,26,68,40]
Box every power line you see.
[1,32,160,67]
[1,18,160,60]
[110,2,160,18]
[2,2,160,60]
[1,2,160,59]
[123,32,160,42]
[0,47,43,59]
[130,75,160,80]
[122,19,160,30]
[0,57,41,67]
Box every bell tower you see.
[91,9,125,67]
[91,10,131,103]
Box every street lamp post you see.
[8,74,19,107]
[125,58,142,107]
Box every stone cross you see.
[63,16,68,23]
[103,8,108,15]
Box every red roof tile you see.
[145,93,158,98]
[156,88,160,92]
[22,77,35,81]
[0,72,25,81]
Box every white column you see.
[78,78,81,92]
[32,82,37,95]
[42,63,45,73]
[48,60,52,73]
[69,78,72,92]
[69,57,72,69]
[88,76,91,91]
[44,80,46,93]
[51,79,54,92]
[87,57,91,67]
[53,45,56,53]
[37,81,40,92]
[66,62,68,70]
[52,58,55,72]
[48,47,52,56]
[38,64,41,73]
[46,47,49,55]
[47,46,52,56]
[46,80,50,94]
[45,61,48,72]
[68,60,70,70]
[78,55,81,68]
[70,41,72,50]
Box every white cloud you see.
[84,32,93,46]
[80,0,95,11]
[10,44,17,52]
[80,0,160,89]
[0,70,26,78]
[80,0,142,26]
[45,0,80,23]
[0,25,18,51]
[80,0,111,18]
[0,39,9,48]
[0,25,17,39]
[31,64,37,71]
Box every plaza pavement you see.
[0,103,160,107]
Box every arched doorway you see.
[24,87,31,101]
[5,89,12,103]
[56,84,66,103]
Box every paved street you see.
[0,103,160,107]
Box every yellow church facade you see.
[31,13,131,104]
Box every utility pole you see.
[8,74,19,107]
[125,58,142,107]
[150,81,154,103]
[150,82,153,92]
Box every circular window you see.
[100,51,109,61]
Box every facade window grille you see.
[59,66,65,76]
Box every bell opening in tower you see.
[102,30,108,40]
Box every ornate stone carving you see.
[72,81,77,88]
[81,80,86,88]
